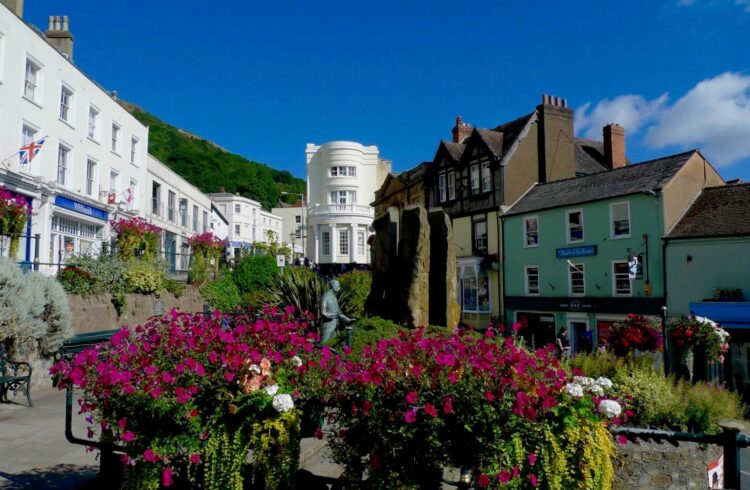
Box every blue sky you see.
[26,0,750,181]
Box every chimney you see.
[451,115,472,144]
[603,123,626,169]
[536,94,575,182]
[0,0,23,17]
[45,15,74,61]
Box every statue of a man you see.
[320,279,353,342]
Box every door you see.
[568,317,591,355]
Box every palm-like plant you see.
[269,267,328,317]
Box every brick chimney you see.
[536,94,576,182]
[603,123,626,169]
[45,15,74,61]
[451,115,472,144]
[1,0,23,17]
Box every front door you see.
[568,317,591,355]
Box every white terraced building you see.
[208,192,284,260]
[305,141,390,268]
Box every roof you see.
[442,141,466,161]
[574,138,608,175]
[666,184,750,238]
[276,200,304,208]
[475,129,505,157]
[505,149,699,216]
[492,112,535,151]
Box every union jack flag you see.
[19,138,46,165]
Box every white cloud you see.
[677,0,750,12]
[575,72,750,167]
[644,72,750,166]
[575,94,668,140]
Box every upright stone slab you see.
[396,207,430,326]
[428,211,459,329]
[365,210,398,318]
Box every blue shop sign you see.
[556,245,597,259]
[54,196,109,221]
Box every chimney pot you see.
[603,123,627,169]
[48,15,54,30]
[451,115,472,144]
[456,115,462,126]
[62,15,68,31]
[54,15,61,30]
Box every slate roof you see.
[574,138,608,175]
[475,128,506,157]
[505,149,699,216]
[492,112,535,150]
[666,183,750,238]
[442,141,466,161]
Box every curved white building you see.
[306,141,390,267]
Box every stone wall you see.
[68,286,205,334]
[614,439,721,489]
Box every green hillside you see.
[121,102,305,210]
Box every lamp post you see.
[280,192,306,258]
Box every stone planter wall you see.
[615,439,721,489]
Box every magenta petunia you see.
[404,409,417,424]
[405,391,418,404]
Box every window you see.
[202,211,208,232]
[24,58,40,101]
[128,179,138,209]
[88,106,99,140]
[111,124,120,153]
[152,182,161,215]
[447,172,456,200]
[295,215,301,224]
[524,216,539,247]
[59,86,73,122]
[322,231,330,256]
[22,124,37,146]
[193,205,199,231]
[234,224,241,236]
[234,204,241,213]
[473,220,487,253]
[130,137,139,163]
[460,264,490,313]
[109,170,119,195]
[568,263,585,296]
[439,174,447,202]
[167,191,176,222]
[86,159,96,196]
[470,164,480,194]
[525,266,540,295]
[330,166,356,177]
[56,144,70,185]
[357,231,365,255]
[481,161,491,192]
[566,210,584,243]
[612,261,631,296]
[610,202,630,238]
[339,230,349,255]
[330,190,355,205]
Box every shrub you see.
[123,259,167,295]
[57,266,97,295]
[164,279,185,298]
[679,381,743,433]
[336,270,371,318]
[570,352,656,379]
[64,252,126,294]
[0,260,35,354]
[36,274,73,355]
[241,290,274,310]
[612,365,682,429]
[267,266,327,317]
[325,316,404,352]
[233,254,278,293]
[201,273,241,312]
[188,232,224,286]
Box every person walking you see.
[557,326,571,359]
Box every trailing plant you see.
[200,273,241,312]
[336,270,371,318]
[0,189,30,260]
[232,254,278,293]
[111,217,161,260]
[111,292,127,317]
[668,315,730,365]
[188,232,224,286]
[164,279,185,299]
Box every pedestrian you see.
[557,326,571,360]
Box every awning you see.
[690,302,750,329]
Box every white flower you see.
[595,377,613,390]
[573,376,595,386]
[265,384,279,396]
[291,356,302,367]
[588,384,604,396]
[564,383,584,398]
[598,399,622,419]
[272,393,294,413]
[249,364,261,375]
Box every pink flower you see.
[405,391,418,404]
[443,397,454,415]
[162,467,174,487]
[122,431,135,442]
[404,409,417,424]
[362,400,372,414]
[314,427,324,440]
[530,473,538,487]
[485,391,494,402]
[512,322,522,333]
[117,418,127,429]
[477,473,490,487]
[528,452,537,465]
[144,449,159,462]
[423,403,438,418]
[617,435,628,445]
[498,469,511,482]
[436,351,456,366]
[189,453,202,464]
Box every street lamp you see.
[280,192,306,258]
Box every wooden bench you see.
[0,345,33,407]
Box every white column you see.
[330,224,338,264]
[349,224,356,263]
[313,225,320,263]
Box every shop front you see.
[50,196,108,266]
[457,257,494,329]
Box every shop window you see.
[460,264,490,313]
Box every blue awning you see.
[690,302,750,329]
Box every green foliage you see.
[124,103,305,210]
[111,293,127,317]
[123,259,167,295]
[37,275,73,355]
[324,317,451,354]
[570,351,656,379]
[201,273,241,312]
[252,230,293,265]
[63,252,126,294]
[57,266,97,295]
[337,270,371,318]
[232,254,278,293]
[612,365,682,429]
[679,381,743,434]
[267,266,327,317]
[164,279,185,298]
[241,290,275,310]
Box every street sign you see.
[276,254,286,267]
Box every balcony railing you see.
[308,204,373,217]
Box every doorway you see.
[567,315,591,355]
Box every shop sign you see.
[54,196,108,221]
[556,245,597,259]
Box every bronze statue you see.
[320,279,353,342]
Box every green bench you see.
[0,344,33,407]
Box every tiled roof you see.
[666,183,750,238]
[442,141,466,161]
[505,149,698,216]
[475,128,506,157]
[492,112,535,150]
[574,138,608,175]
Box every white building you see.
[305,141,390,268]
[271,200,306,255]
[0,4,149,273]
[210,203,229,241]
[146,155,212,272]
[208,193,283,259]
